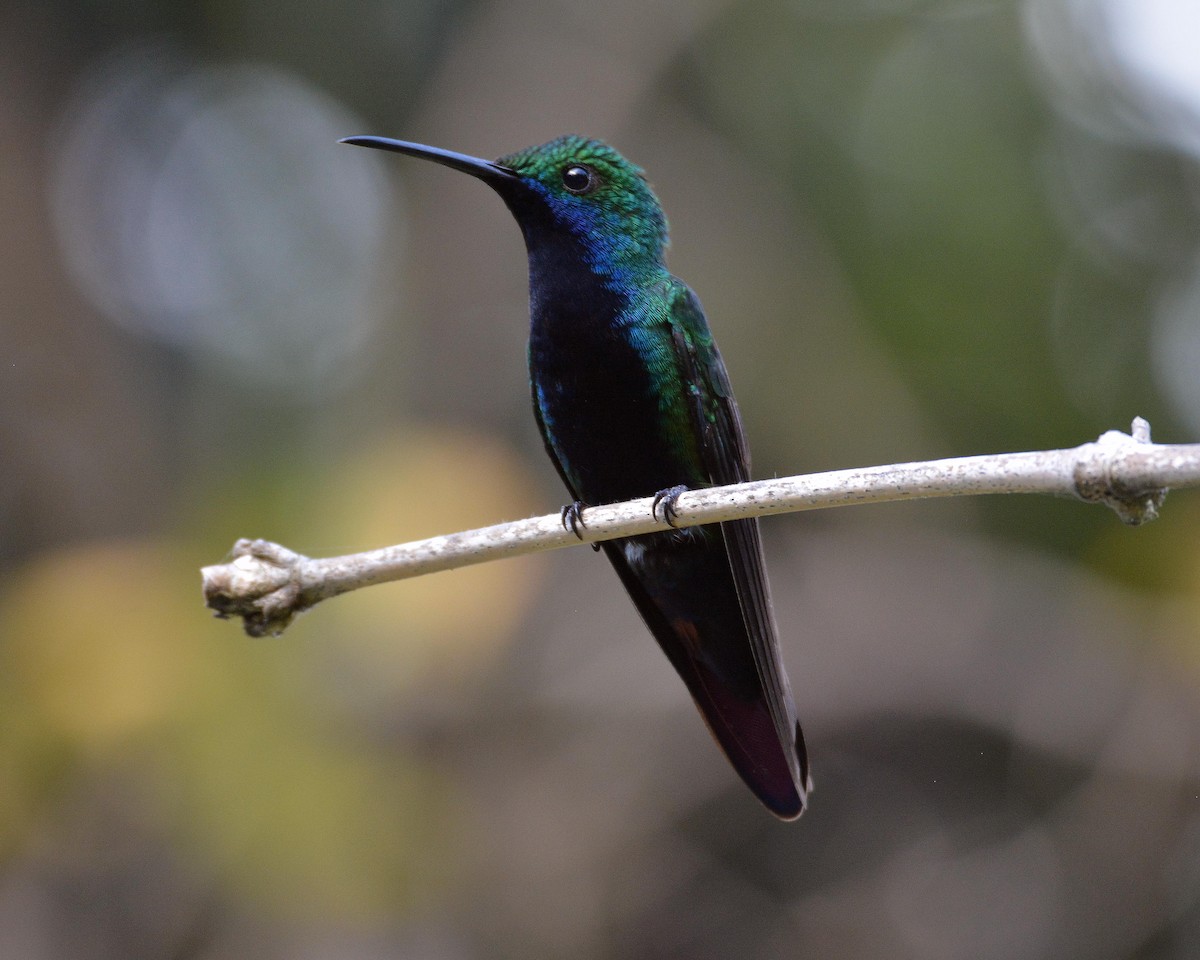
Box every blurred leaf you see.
[2,542,201,752]
[0,539,460,917]
[160,657,456,919]
[295,424,544,703]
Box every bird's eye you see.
[561,165,595,194]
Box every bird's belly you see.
[532,336,690,504]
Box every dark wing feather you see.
[664,280,811,802]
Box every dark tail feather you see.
[601,537,810,819]
[687,658,811,819]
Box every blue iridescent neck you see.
[525,181,668,291]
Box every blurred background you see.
[3,0,1200,956]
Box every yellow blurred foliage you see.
[2,541,202,752]
[298,424,545,697]
[159,661,456,918]
[1083,497,1200,674]
[0,534,466,917]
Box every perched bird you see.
[342,134,811,819]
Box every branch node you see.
[1074,419,1167,526]
[201,538,315,637]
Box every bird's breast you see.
[528,295,694,505]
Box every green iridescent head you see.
[494,135,669,263]
[339,133,671,277]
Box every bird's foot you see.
[652,485,689,528]
[561,500,600,551]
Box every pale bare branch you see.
[202,418,1197,637]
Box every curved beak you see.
[339,136,519,189]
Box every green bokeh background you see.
[4,0,1200,956]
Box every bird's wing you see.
[662,279,809,797]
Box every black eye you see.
[562,164,594,194]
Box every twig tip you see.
[201,539,314,637]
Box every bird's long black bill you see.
[339,136,519,188]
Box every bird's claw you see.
[561,500,600,551]
[652,485,689,528]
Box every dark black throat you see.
[513,206,685,505]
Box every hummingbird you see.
[341,134,811,819]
